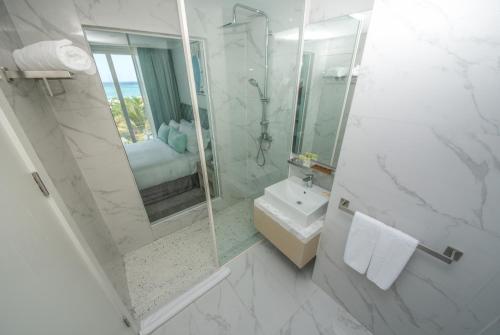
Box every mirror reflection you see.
[86,28,219,223]
[292,13,370,167]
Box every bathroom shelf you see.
[288,158,335,175]
[0,67,73,96]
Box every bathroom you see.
[0,0,499,334]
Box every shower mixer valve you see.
[260,132,272,142]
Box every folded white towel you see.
[343,212,384,274]
[13,39,96,75]
[366,225,418,290]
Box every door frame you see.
[0,88,138,332]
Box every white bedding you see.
[124,139,212,190]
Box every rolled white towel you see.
[13,39,96,75]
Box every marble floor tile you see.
[151,240,372,335]
[152,280,265,335]
[251,241,319,306]
[277,288,372,335]
[226,242,303,334]
[124,219,217,318]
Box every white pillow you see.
[169,120,180,130]
[179,123,211,153]
[179,123,198,153]
[180,119,192,127]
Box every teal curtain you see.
[137,48,181,131]
[192,55,201,92]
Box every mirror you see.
[85,28,219,224]
[292,13,370,167]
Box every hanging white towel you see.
[13,39,96,75]
[343,212,384,274]
[366,225,418,290]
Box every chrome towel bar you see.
[338,198,463,264]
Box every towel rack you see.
[0,67,73,97]
[338,198,463,264]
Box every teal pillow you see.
[167,127,187,153]
[157,123,170,143]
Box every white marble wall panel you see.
[3,0,154,254]
[183,0,305,209]
[0,0,131,309]
[313,0,500,334]
[233,0,305,198]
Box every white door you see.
[0,107,135,335]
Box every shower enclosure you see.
[184,0,306,264]
[222,4,272,167]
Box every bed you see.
[124,138,212,206]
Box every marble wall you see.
[3,0,155,255]
[216,0,305,205]
[312,0,500,335]
[0,0,131,309]
[179,0,305,210]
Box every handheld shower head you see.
[248,78,264,99]
[248,78,259,86]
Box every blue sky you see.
[94,53,138,83]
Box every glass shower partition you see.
[182,0,306,264]
[81,0,220,320]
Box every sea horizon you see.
[103,81,141,99]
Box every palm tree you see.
[109,97,151,143]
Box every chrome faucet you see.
[302,173,314,188]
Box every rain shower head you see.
[220,21,248,28]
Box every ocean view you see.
[103,81,141,99]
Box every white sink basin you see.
[263,176,329,227]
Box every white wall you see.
[0,90,133,335]
[0,0,131,309]
[313,0,500,335]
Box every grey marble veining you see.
[153,241,372,335]
[2,0,155,254]
[312,0,500,334]
[0,0,131,310]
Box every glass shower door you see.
[182,0,306,264]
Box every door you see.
[0,106,134,335]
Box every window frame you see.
[92,46,154,143]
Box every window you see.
[94,51,152,143]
